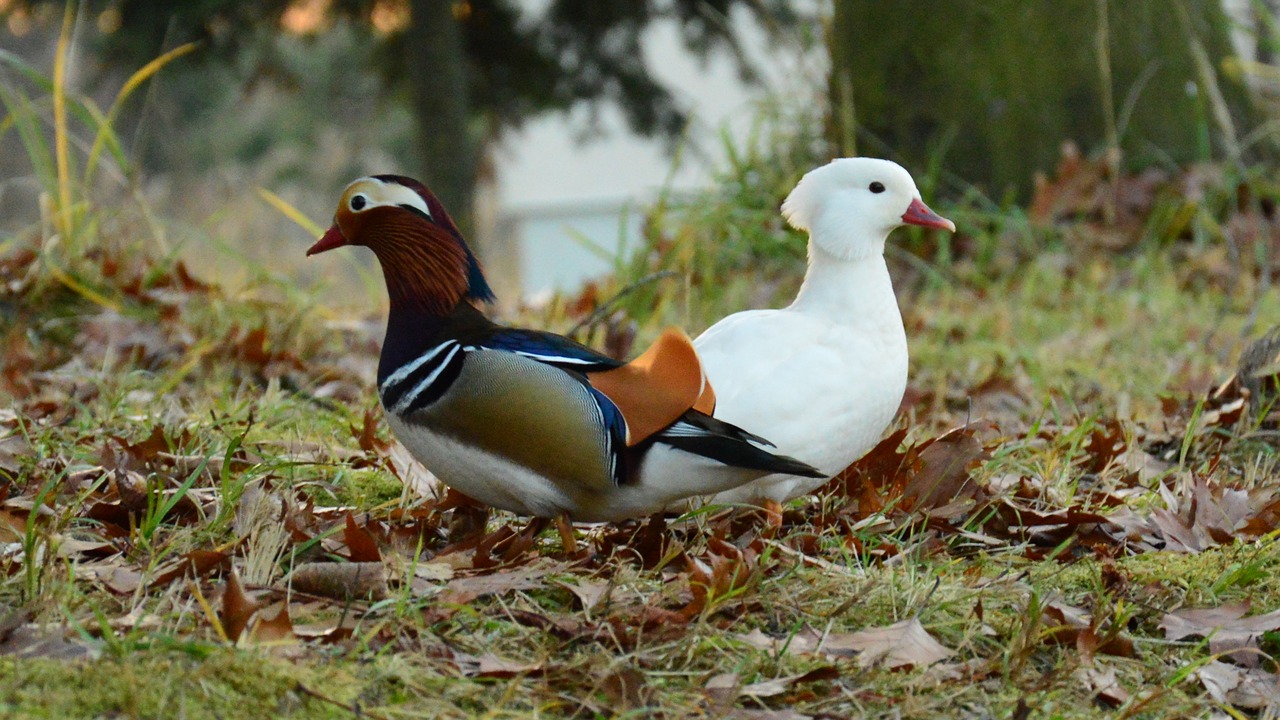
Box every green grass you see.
[7,22,1280,719]
[6,190,1280,716]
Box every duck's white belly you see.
[386,412,576,518]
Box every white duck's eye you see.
[349,193,369,211]
[869,182,885,194]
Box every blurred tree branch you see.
[7,0,801,231]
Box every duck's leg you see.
[555,512,581,557]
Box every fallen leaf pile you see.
[5,178,1280,717]
[1028,142,1280,273]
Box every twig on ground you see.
[294,681,390,720]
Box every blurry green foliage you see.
[829,0,1267,201]
[5,0,804,228]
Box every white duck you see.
[689,158,955,508]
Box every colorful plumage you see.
[307,175,822,522]
[680,158,955,507]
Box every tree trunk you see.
[827,0,858,157]
[405,0,476,233]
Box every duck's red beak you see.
[901,198,956,233]
[307,224,347,256]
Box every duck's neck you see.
[788,241,900,323]
[378,299,491,385]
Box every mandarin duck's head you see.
[308,175,494,313]
[781,158,954,261]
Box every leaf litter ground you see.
[4,154,1280,717]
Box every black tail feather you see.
[654,412,825,479]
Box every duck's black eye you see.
[350,194,369,211]
[869,182,886,194]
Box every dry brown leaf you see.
[244,602,296,646]
[599,667,653,710]
[405,561,455,595]
[343,513,382,563]
[557,578,612,612]
[387,440,440,498]
[220,572,259,643]
[93,565,143,596]
[0,328,38,398]
[0,433,32,480]
[149,549,229,589]
[350,407,390,455]
[451,651,543,678]
[0,622,95,660]
[1074,664,1130,708]
[705,672,740,708]
[737,627,815,654]
[825,428,911,509]
[902,426,990,516]
[112,425,174,470]
[1041,601,1134,659]
[1080,419,1128,474]
[740,666,839,698]
[596,513,672,569]
[1195,660,1280,709]
[287,561,388,601]
[920,657,996,683]
[0,508,24,543]
[106,608,164,633]
[738,618,953,669]
[1160,602,1280,667]
[1148,507,1208,553]
[435,565,553,606]
[823,425,989,528]
[681,540,760,618]
[53,536,114,559]
[829,617,955,669]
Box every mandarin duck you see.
[679,158,955,508]
[307,175,822,522]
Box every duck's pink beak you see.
[307,224,347,256]
[901,198,956,233]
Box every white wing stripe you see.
[515,351,597,365]
[460,344,598,366]
[380,341,457,394]
[391,345,463,413]
[658,422,711,438]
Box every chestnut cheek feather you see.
[307,225,348,256]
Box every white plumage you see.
[690,158,955,505]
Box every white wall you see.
[491,4,823,299]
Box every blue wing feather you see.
[475,329,623,372]
[587,386,629,485]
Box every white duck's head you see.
[782,158,954,261]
